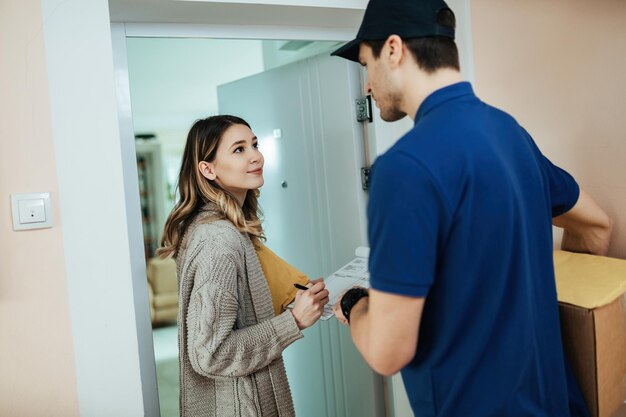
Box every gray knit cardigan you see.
[176,212,303,417]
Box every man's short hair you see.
[364,8,459,73]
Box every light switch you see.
[11,192,53,231]
[18,199,46,223]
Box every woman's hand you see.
[291,280,329,330]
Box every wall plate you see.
[11,192,54,231]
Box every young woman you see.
[158,115,329,417]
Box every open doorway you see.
[124,36,381,417]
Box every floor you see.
[152,324,179,417]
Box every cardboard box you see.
[610,403,626,417]
[559,295,626,417]
[555,251,626,417]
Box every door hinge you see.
[356,96,373,123]
[361,167,371,191]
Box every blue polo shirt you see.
[368,82,582,416]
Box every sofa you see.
[146,257,178,325]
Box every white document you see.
[289,246,370,320]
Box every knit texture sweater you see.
[176,210,303,417]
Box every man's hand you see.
[553,188,612,255]
[332,291,348,325]
[334,287,425,376]
[332,287,368,325]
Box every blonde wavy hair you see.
[157,115,265,259]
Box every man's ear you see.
[198,161,217,181]
[386,34,404,69]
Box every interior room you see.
[2,1,626,417]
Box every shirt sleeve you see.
[521,128,580,217]
[186,244,303,378]
[540,155,580,217]
[367,152,449,298]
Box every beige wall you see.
[0,1,79,416]
[471,0,626,258]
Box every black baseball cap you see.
[331,0,455,62]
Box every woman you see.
[158,115,329,417]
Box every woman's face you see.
[199,124,264,202]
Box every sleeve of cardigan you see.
[186,244,303,378]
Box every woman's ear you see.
[198,161,217,181]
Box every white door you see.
[218,53,383,417]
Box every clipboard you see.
[289,247,370,320]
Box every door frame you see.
[111,2,473,413]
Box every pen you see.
[294,283,309,291]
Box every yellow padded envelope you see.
[554,250,626,309]
[256,242,310,316]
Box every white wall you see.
[126,38,265,134]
